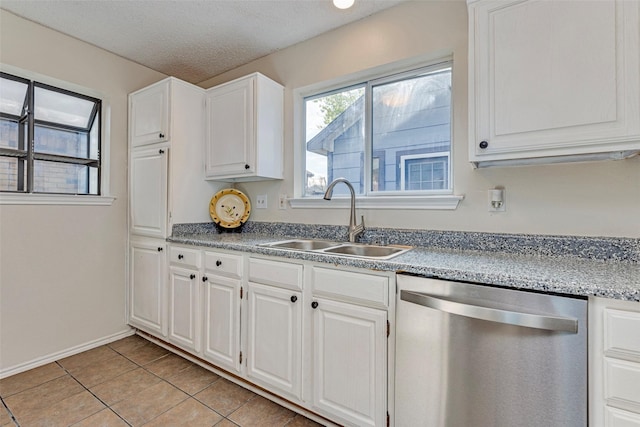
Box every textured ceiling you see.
[1,0,407,84]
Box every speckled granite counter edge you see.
[169,222,640,302]
[173,221,640,263]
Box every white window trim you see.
[399,151,451,191]
[0,193,115,206]
[0,63,114,206]
[291,52,463,210]
[288,194,463,210]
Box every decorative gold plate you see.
[209,188,251,229]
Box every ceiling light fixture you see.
[333,0,355,10]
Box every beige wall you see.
[1,0,638,374]
[0,10,166,374]
[200,1,640,239]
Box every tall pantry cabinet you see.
[128,77,219,339]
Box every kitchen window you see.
[399,152,450,191]
[293,58,461,210]
[0,71,106,200]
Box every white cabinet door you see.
[202,274,241,373]
[205,76,254,178]
[130,80,170,147]
[129,238,166,336]
[311,297,387,427]
[168,266,200,353]
[246,281,302,400]
[204,73,284,181]
[606,407,640,427]
[130,147,168,238]
[469,0,640,164]
[589,297,640,427]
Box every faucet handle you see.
[360,215,365,227]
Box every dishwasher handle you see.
[400,290,578,333]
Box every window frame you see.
[291,54,462,210]
[0,65,113,205]
[399,151,451,191]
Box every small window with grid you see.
[0,72,102,195]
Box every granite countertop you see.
[168,223,640,302]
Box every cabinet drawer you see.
[169,246,201,269]
[311,266,389,308]
[204,250,243,278]
[606,407,640,427]
[605,308,640,359]
[605,358,640,411]
[248,258,302,291]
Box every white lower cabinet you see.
[202,250,243,373]
[148,247,391,426]
[129,238,167,337]
[606,407,640,427]
[246,281,302,399]
[202,274,241,373]
[167,246,201,353]
[590,297,640,426]
[310,297,387,427]
[309,266,390,427]
[168,266,200,352]
[246,257,303,400]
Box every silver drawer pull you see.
[400,290,578,333]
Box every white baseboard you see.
[0,328,135,379]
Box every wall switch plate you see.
[256,194,267,209]
[279,194,287,210]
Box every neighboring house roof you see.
[306,73,451,157]
[306,96,364,156]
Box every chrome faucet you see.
[323,178,365,243]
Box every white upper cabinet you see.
[468,0,640,166]
[130,147,168,238]
[130,80,170,147]
[129,77,217,237]
[204,73,284,181]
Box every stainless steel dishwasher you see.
[395,274,587,427]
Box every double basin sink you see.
[260,239,411,260]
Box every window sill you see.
[0,193,116,206]
[288,194,464,210]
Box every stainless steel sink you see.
[261,239,411,260]
[322,244,407,259]
[265,239,340,251]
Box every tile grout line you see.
[134,358,233,425]
[0,395,19,427]
[109,338,257,426]
[111,343,257,426]
[113,350,198,425]
[122,349,304,426]
[3,338,317,427]
[105,343,231,426]
[54,359,133,426]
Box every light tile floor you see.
[0,335,324,427]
